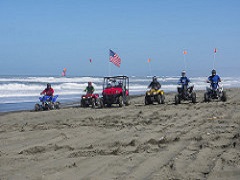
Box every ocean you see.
[0,75,240,112]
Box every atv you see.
[145,88,165,105]
[204,82,227,102]
[81,93,103,108]
[35,95,60,111]
[175,84,196,105]
[102,75,130,107]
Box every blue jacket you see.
[208,75,221,89]
[178,77,190,86]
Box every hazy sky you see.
[0,0,240,77]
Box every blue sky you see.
[0,0,240,77]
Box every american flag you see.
[109,49,121,67]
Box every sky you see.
[0,0,240,77]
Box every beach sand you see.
[0,89,240,180]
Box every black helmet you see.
[47,83,51,89]
[212,69,216,76]
[153,76,157,81]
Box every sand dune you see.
[0,89,240,179]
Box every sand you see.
[0,89,240,180]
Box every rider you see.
[148,76,161,90]
[178,70,191,87]
[40,83,54,96]
[207,69,221,90]
[178,70,191,97]
[84,82,95,94]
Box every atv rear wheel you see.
[98,98,104,108]
[191,92,197,103]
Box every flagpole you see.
[108,61,111,76]
[183,50,187,71]
[147,58,152,76]
[148,62,152,76]
[184,54,186,70]
[213,48,217,70]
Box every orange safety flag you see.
[214,48,217,53]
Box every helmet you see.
[181,70,186,77]
[153,76,157,81]
[212,69,216,76]
[47,83,51,89]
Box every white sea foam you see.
[0,75,240,106]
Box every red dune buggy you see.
[102,76,130,107]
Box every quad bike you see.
[145,88,165,105]
[35,95,60,111]
[204,82,227,102]
[102,75,130,107]
[175,84,196,105]
[81,93,103,108]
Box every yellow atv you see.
[145,88,165,105]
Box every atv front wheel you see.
[156,95,161,104]
[81,99,86,107]
[221,91,227,102]
[91,98,96,108]
[204,92,210,102]
[175,95,180,105]
[161,95,165,104]
[191,92,197,103]
[55,102,60,109]
[34,104,40,111]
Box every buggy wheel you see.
[125,96,130,106]
[175,95,180,105]
[119,96,124,107]
[204,92,210,102]
[34,104,40,111]
[221,91,227,102]
[191,92,197,103]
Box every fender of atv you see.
[146,89,164,96]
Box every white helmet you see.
[181,70,186,77]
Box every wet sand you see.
[0,89,240,179]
